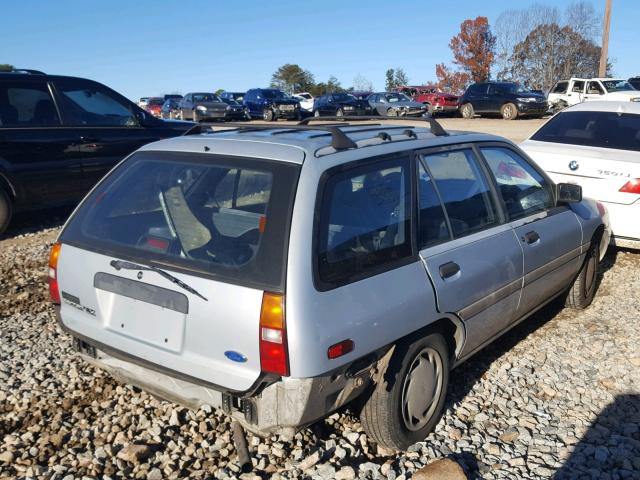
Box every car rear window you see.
[60,151,300,291]
[531,111,640,152]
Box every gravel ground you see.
[1,217,639,480]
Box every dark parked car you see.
[243,88,301,121]
[178,92,245,122]
[312,92,372,117]
[0,69,191,233]
[459,82,547,120]
[220,97,250,120]
[367,92,427,117]
[160,98,181,120]
[220,91,245,103]
[351,91,373,100]
[629,77,640,90]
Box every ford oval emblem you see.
[224,351,247,363]
[569,160,579,171]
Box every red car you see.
[395,85,459,115]
[144,97,164,118]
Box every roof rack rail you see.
[182,122,357,150]
[298,115,449,137]
[0,68,46,75]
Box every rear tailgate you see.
[55,149,300,393]
[521,140,640,205]
[57,244,263,391]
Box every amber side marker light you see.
[259,292,289,376]
[48,242,62,304]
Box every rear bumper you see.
[75,344,371,437]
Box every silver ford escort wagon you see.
[51,118,610,450]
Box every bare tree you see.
[565,1,601,40]
[352,73,374,92]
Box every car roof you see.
[137,123,508,165]
[563,101,640,114]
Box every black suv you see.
[0,70,192,233]
[629,77,640,90]
[459,82,547,120]
[312,92,372,117]
[243,89,301,121]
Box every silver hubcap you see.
[503,106,513,118]
[314,110,320,117]
[336,109,343,117]
[387,109,396,117]
[463,105,471,117]
[401,347,444,431]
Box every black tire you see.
[263,108,274,122]
[360,333,449,450]
[460,103,474,119]
[501,102,518,120]
[565,241,599,309]
[0,188,12,235]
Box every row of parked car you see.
[137,76,640,124]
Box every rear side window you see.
[481,147,554,220]
[60,151,300,291]
[0,82,60,127]
[55,79,136,126]
[417,160,450,248]
[422,149,498,238]
[531,111,640,152]
[316,157,412,288]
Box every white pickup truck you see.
[548,78,640,111]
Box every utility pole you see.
[599,0,612,77]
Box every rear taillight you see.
[48,242,61,304]
[619,178,640,194]
[259,292,289,376]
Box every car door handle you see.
[439,261,460,279]
[522,231,540,244]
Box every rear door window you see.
[0,82,60,127]
[60,151,300,290]
[416,160,450,248]
[421,149,498,238]
[316,156,412,288]
[531,111,640,151]
[551,81,568,94]
[481,147,554,220]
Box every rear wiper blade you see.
[110,260,208,302]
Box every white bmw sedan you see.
[521,101,640,249]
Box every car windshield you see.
[385,93,411,102]
[60,151,300,290]
[263,90,286,99]
[602,80,635,92]
[192,93,220,102]
[332,93,355,102]
[148,98,164,106]
[531,111,640,152]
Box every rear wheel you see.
[501,103,518,120]
[566,242,599,309]
[360,333,449,450]
[0,188,12,235]
[460,103,474,119]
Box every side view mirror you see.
[557,183,582,203]
[135,110,148,125]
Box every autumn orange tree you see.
[436,16,496,93]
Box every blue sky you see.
[3,0,637,101]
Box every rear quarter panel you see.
[284,153,443,379]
